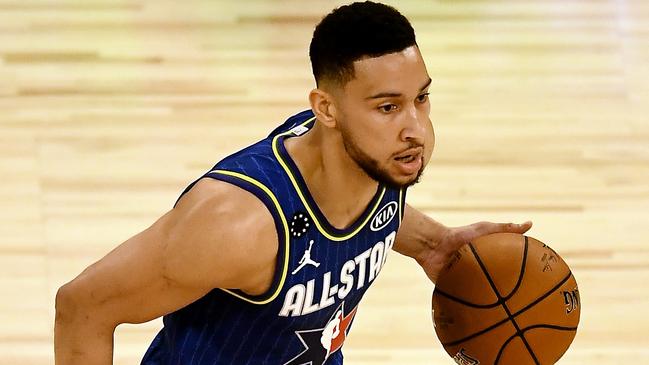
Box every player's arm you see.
[54,178,278,365]
[393,204,532,282]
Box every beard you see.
[340,129,425,189]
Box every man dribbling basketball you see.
[54,2,532,364]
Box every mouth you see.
[395,154,419,163]
[394,148,423,175]
[394,146,423,162]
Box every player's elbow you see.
[55,280,118,332]
[55,282,85,328]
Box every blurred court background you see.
[1,0,648,364]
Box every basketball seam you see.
[434,237,529,308]
[434,289,501,309]
[494,325,578,365]
[494,331,521,365]
[441,316,511,347]
[502,236,529,301]
[510,271,574,319]
[468,241,541,365]
[440,271,574,347]
[434,238,528,347]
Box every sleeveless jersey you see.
[141,110,408,365]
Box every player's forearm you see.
[54,285,115,365]
[393,204,449,260]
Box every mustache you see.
[393,142,424,158]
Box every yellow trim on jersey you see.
[209,169,290,305]
[398,188,404,228]
[271,117,387,242]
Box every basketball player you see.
[54,2,532,364]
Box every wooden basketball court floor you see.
[1,0,648,364]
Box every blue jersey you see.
[141,110,407,365]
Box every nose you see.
[399,106,426,146]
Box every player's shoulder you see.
[152,178,279,291]
[177,177,264,209]
[171,177,278,256]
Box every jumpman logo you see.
[292,240,320,275]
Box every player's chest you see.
[278,227,397,318]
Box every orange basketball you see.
[432,233,580,365]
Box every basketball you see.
[432,233,580,364]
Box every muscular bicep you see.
[61,179,278,327]
[67,212,208,325]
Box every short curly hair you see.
[309,1,417,87]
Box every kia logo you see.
[370,201,398,231]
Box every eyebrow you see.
[365,77,432,100]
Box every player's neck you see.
[284,122,379,230]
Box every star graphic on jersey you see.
[284,302,358,365]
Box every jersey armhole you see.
[203,169,291,305]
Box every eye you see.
[417,92,430,103]
[378,104,398,113]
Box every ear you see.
[309,88,337,128]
